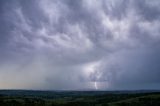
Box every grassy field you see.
[0,90,160,106]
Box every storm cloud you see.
[0,0,160,90]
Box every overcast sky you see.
[0,0,160,90]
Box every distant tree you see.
[8,100,21,106]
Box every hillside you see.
[108,94,160,106]
[0,90,160,106]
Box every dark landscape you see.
[0,90,160,106]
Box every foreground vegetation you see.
[0,90,160,106]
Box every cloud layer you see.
[0,0,160,90]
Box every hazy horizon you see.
[0,0,160,90]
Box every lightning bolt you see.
[94,81,98,90]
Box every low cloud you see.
[0,0,160,90]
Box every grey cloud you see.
[0,0,160,90]
[134,0,160,21]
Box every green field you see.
[0,90,160,106]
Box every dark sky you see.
[0,0,160,90]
